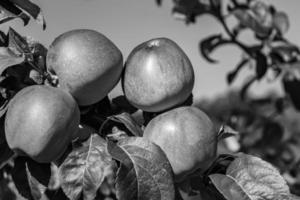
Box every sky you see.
[5,0,300,100]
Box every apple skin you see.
[5,85,80,163]
[143,106,217,182]
[122,38,194,112]
[47,29,123,106]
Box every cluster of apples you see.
[4,29,217,182]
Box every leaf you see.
[209,174,251,200]
[10,0,40,19]
[204,154,236,176]
[11,156,45,200]
[25,163,46,200]
[107,137,175,200]
[100,112,143,137]
[156,0,162,6]
[26,158,51,187]
[0,47,25,75]
[8,27,31,55]
[44,188,69,200]
[227,59,249,84]
[283,76,300,110]
[199,34,230,63]
[0,175,16,200]
[226,153,291,200]
[111,95,138,114]
[59,134,115,200]
[0,30,7,46]
[232,3,273,38]
[273,11,289,35]
[0,0,46,29]
[255,52,268,80]
[0,1,30,25]
[26,37,48,72]
[240,76,256,100]
[172,0,207,24]
[270,43,300,63]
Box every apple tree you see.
[0,0,299,200]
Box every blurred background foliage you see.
[157,0,300,195]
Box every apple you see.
[143,106,217,182]
[5,85,80,163]
[122,38,194,112]
[47,29,123,105]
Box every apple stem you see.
[44,73,59,87]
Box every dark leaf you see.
[111,95,138,114]
[143,111,159,126]
[0,141,15,169]
[59,134,115,200]
[203,154,236,176]
[25,163,46,200]
[26,39,48,72]
[0,30,7,46]
[240,76,256,100]
[11,157,34,200]
[174,187,184,200]
[0,47,25,75]
[95,96,112,116]
[0,175,17,200]
[100,112,143,137]
[255,52,268,79]
[26,158,51,187]
[209,173,251,200]
[10,0,40,19]
[107,137,175,200]
[45,188,69,200]
[0,1,30,25]
[172,0,207,24]
[156,0,162,6]
[0,0,46,29]
[275,98,286,113]
[226,153,291,199]
[227,59,249,84]
[199,34,230,63]
[283,76,300,110]
[0,116,6,145]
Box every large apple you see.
[143,106,217,182]
[122,38,194,112]
[5,85,80,163]
[46,29,123,105]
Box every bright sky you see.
[5,0,300,100]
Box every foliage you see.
[0,0,298,200]
[156,0,300,198]
[158,0,299,108]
